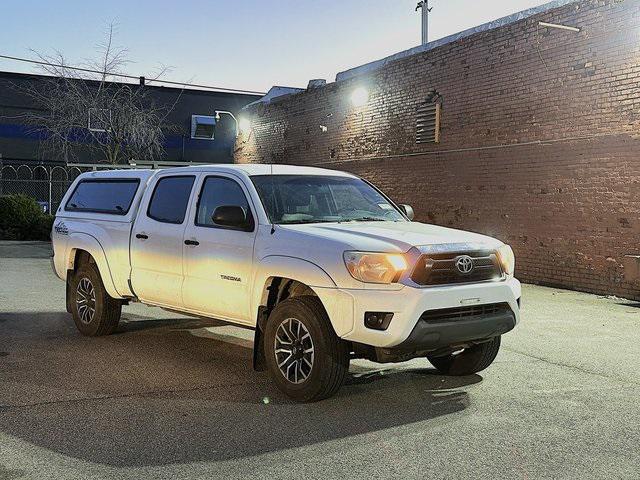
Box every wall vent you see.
[191,115,216,140]
[416,102,441,144]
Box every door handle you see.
[184,239,200,246]
[135,233,149,240]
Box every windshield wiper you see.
[349,217,388,222]
[279,217,392,225]
[278,219,337,225]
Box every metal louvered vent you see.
[191,115,216,140]
[416,102,441,144]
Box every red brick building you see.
[235,0,640,299]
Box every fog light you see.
[364,312,394,331]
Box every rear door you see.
[182,174,257,323]
[130,174,197,307]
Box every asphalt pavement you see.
[0,241,638,479]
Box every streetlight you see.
[416,1,433,45]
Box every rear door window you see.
[65,179,140,215]
[147,176,196,224]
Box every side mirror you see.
[399,204,414,221]
[212,205,250,229]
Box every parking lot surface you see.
[0,241,639,479]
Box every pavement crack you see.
[503,347,640,387]
[0,381,260,412]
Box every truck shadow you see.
[0,311,480,468]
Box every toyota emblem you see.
[455,255,474,274]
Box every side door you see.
[130,174,197,308]
[182,174,257,323]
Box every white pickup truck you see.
[51,164,520,401]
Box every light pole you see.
[416,1,432,45]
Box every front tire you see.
[427,336,501,375]
[69,261,122,336]
[264,296,350,402]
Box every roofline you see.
[336,0,580,82]
[243,85,307,109]
[0,69,263,98]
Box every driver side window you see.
[195,176,253,228]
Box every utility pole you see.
[416,1,432,45]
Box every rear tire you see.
[428,336,501,375]
[69,260,121,336]
[264,296,350,402]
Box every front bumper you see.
[316,277,521,349]
[393,304,516,352]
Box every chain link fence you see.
[0,163,86,213]
[0,161,210,214]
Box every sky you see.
[0,0,551,93]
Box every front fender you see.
[66,233,122,299]
[251,256,356,337]
[251,255,335,317]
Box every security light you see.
[238,117,252,134]
[214,110,241,137]
[350,87,369,107]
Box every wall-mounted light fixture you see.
[538,21,581,33]
[350,87,369,107]
[214,110,244,137]
[238,117,252,135]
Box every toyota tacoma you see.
[51,164,520,401]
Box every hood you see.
[279,221,503,253]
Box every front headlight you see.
[496,244,515,277]
[343,251,408,284]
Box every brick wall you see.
[236,0,640,299]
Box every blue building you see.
[0,70,262,166]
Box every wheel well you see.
[253,277,321,372]
[260,277,317,325]
[70,249,94,272]
[66,249,95,314]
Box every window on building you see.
[147,176,195,224]
[416,100,441,144]
[196,176,253,229]
[88,108,111,132]
[65,179,140,215]
[191,115,216,140]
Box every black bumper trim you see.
[393,306,517,352]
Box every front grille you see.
[410,250,502,286]
[420,303,511,324]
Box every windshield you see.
[251,175,406,224]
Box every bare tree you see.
[14,24,180,165]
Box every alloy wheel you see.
[274,317,315,384]
[76,277,96,324]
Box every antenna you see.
[416,1,433,45]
